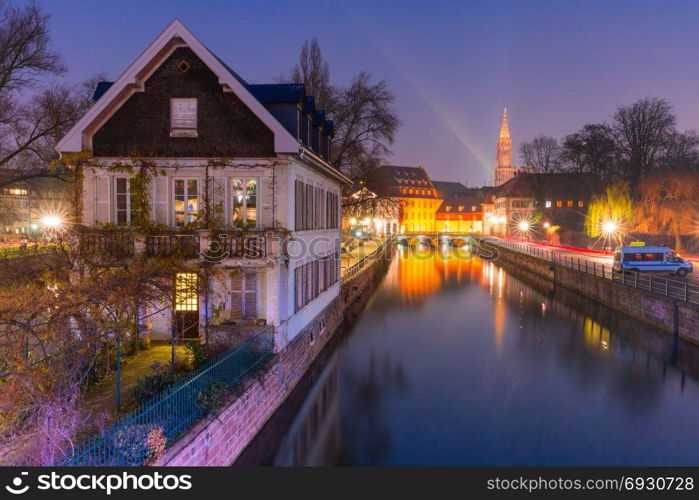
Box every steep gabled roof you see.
[57,19,299,154]
[246,83,305,104]
[432,180,469,198]
[365,165,438,198]
[495,172,599,199]
[436,196,485,214]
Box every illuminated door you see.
[175,272,199,339]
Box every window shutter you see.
[152,175,169,226]
[295,181,303,231]
[244,271,257,318]
[94,175,111,224]
[230,273,243,319]
[305,184,314,230]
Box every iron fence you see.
[491,239,699,306]
[57,328,274,466]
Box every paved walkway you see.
[341,237,380,273]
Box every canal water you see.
[241,248,699,466]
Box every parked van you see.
[613,245,693,277]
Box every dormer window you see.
[171,98,197,137]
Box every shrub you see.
[131,364,180,406]
[184,341,209,370]
[197,381,228,413]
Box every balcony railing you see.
[211,232,267,259]
[78,232,134,258]
[75,230,270,261]
[146,234,200,258]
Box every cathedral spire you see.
[494,108,514,186]
[499,108,510,140]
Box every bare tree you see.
[332,72,400,178]
[560,124,618,183]
[286,38,334,110]
[0,1,95,191]
[657,129,699,171]
[282,40,400,179]
[611,97,676,191]
[519,135,560,173]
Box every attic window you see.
[171,98,197,137]
[177,60,191,74]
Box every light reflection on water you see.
[262,249,699,465]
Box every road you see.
[497,237,699,286]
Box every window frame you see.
[173,178,200,227]
[170,98,198,137]
[231,177,259,229]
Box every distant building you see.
[365,165,439,233]
[435,197,484,233]
[0,175,65,236]
[488,172,599,239]
[493,109,532,186]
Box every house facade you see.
[56,20,350,349]
[489,172,599,240]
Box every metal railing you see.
[342,237,392,283]
[79,232,134,258]
[491,238,699,306]
[213,232,267,259]
[57,328,274,466]
[146,234,200,258]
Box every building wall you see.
[92,47,274,158]
[400,196,439,233]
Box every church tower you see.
[493,108,517,186]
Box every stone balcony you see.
[76,229,280,263]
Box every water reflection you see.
[250,249,699,466]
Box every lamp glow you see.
[601,220,618,235]
[40,215,64,229]
[517,221,530,232]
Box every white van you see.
[613,245,693,277]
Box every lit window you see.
[445,206,452,212]
[556,200,562,208]
[545,200,552,208]
[458,206,464,212]
[6,188,28,196]
[170,98,197,137]
[578,200,584,208]
[175,273,199,311]
[174,179,198,226]
[232,178,257,227]
[566,200,573,207]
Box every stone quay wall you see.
[487,241,699,344]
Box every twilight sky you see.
[43,0,699,185]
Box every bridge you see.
[396,232,480,248]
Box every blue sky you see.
[43,0,699,185]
